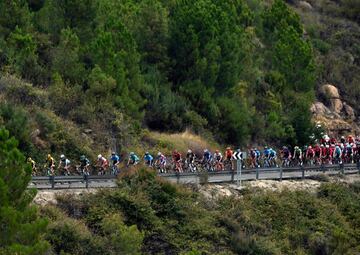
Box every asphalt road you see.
[30,164,359,189]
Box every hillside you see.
[289,0,360,135]
[0,0,328,162]
[38,170,360,254]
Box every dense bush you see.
[45,170,360,254]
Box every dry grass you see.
[141,129,218,156]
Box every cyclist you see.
[96,154,109,175]
[255,148,261,167]
[281,146,291,167]
[225,147,233,161]
[306,146,315,165]
[330,137,337,145]
[45,154,55,176]
[58,154,71,175]
[224,147,233,170]
[155,152,167,173]
[185,149,196,172]
[27,157,37,176]
[250,148,258,168]
[345,144,353,163]
[348,135,355,144]
[127,152,140,166]
[293,146,302,166]
[144,152,154,167]
[202,149,213,171]
[333,144,342,164]
[340,136,346,144]
[172,149,183,173]
[354,142,360,163]
[110,152,120,174]
[314,144,322,165]
[79,155,91,175]
[213,150,224,171]
[263,146,271,167]
[269,147,277,167]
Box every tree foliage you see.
[0,128,49,254]
[0,0,318,147]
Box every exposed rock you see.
[84,129,93,134]
[30,129,47,149]
[343,102,356,121]
[30,129,41,138]
[320,84,340,99]
[310,102,331,116]
[33,189,98,206]
[331,98,343,114]
[298,1,313,10]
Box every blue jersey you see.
[264,149,270,157]
[110,155,120,164]
[204,151,212,160]
[144,154,153,162]
[269,149,276,157]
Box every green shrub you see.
[101,213,144,255]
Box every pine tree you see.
[0,128,49,255]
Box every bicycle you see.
[223,159,233,171]
[184,159,197,172]
[213,160,224,171]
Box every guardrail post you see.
[301,166,305,180]
[256,168,259,180]
[357,161,360,174]
[49,175,55,189]
[84,174,89,188]
[231,169,234,182]
[321,164,325,173]
[339,162,344,174]
[176,172,180,184]
[279,167,283,182]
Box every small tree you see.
[0,128,49,254]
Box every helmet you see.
[27,157,32,162]
[60,154,65,159]
[215,149,219,153]
[98,154,102,159]
[130,152,134,156]
[80,155,85,160]
[157,152,161,156]
[294,146,299,149]
[325,145,329,148]
[47,154,52,159]
[111,152,115,155]
[187,149,192,153]
[308,146,312,149]
[145,151,149,155]
[264,146,268,149]
[226,147,231,150]
[320,144,324,147]
[204,149,208,153]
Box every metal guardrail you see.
[30,163,360,189]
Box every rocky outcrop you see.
[319,84,343,114]
[312,84,359,136]
[298,1,313,10]
[343,102,356,120]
